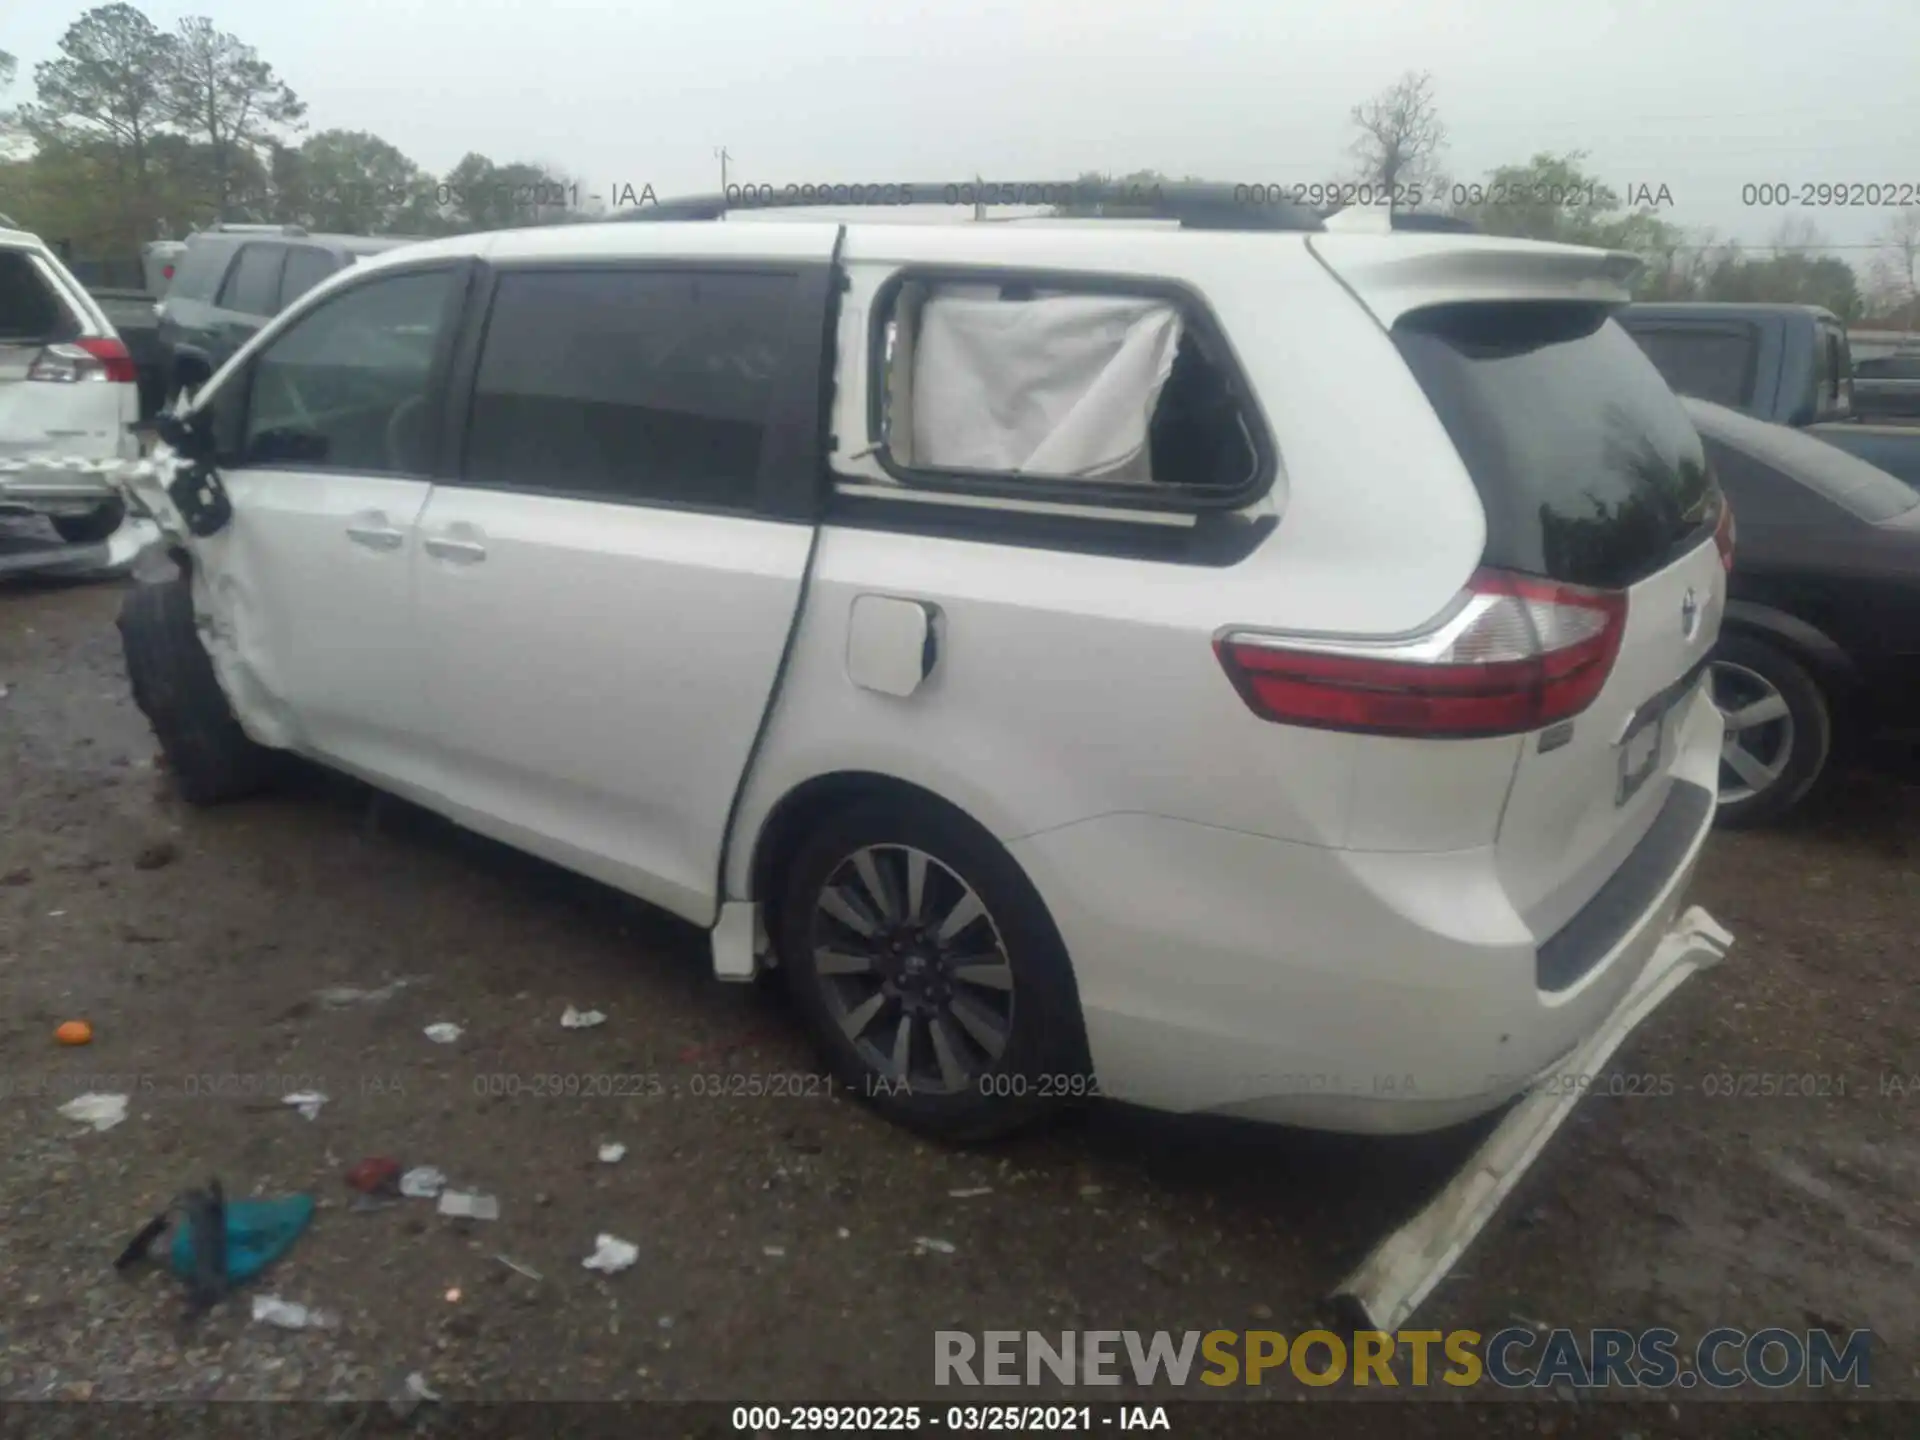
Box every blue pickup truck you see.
[1619,303,1920,490]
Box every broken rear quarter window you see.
[874,277,1261,500]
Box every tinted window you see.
[167,239,236,303]
[1702,438,1849,529]
[0,251,78,342]
[243,268,458,473]
[1395,305,1716,589]
[464,269,793,508]
[218,244,286,316]
[1688,401,1919,523]
[278,248,337,310]
[1620,323,1758,410]
[1857,355,1920,380]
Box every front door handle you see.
[423,535,487,564]
[345,520,405,551]
[345,514,405,552]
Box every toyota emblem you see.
[1680,587,1700,639]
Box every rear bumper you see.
[1333,903,1732,1329]
[0,450,135,515]
[1008,684,1726,1134]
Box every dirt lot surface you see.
[2,569,1916,1435]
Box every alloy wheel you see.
[808,845,1015,1095]
[1710,660,1796,805]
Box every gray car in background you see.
[155,225,421,401]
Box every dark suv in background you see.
[156,225,420,401]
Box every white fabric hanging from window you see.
[908,290,1182,481]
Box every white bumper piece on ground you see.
[0,451,172,580]
[1331,903,1735,1332]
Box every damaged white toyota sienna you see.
[104,186,1734,1169]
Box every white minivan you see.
[111,185,1733,1148]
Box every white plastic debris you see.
[762,1244,786,1258]
[422,1022,463,1044]
[495,1254,543,1281]
[914,1236,957,1255]
[388,1370,440,1421]
[949,1186,993,1198]
[57,1093,128,1131]
[252,1295,337,1330]
[583,1234,638,1274]
[597,1143,626,1164]
[399,1165,447,1199]
[437,1189,499,1221]
[560,1005,606,1029]
[315,978,414,1007]
[282,1091,327,1121]
[401,1166,447,1198]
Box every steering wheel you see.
[385,394,426,472]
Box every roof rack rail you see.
[202,222,308,236]
[615,180,1325,232]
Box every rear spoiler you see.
[1306,233,1643,328]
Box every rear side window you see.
[463,268,794,509]
[1620,323,1758,410]
[218,243,286,316]
[278,247,337,311]
[1857,355,1920,380]
[870,276,1263,503]
[1395,304,1716,590]
[167,240,235,303]
[0,250,79,342]
[1707,431,1917,524]
[1702,438,1851,529]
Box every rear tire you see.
[778,796,1091,1142]
[117,577,281,806]
[51,500,126,545]
[1710,633,1832,828]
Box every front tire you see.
[117,577,282,806]
[51,499,126,545]
[1710,633,1833,828]
[778,797,1090,1142]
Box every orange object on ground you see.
[55,1020,92,1045]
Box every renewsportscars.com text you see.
[934,1327,1871,1390]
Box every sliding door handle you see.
[423,535,487,564]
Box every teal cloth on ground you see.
[168,1194,314,1283]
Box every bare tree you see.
[1348,70,1447,212]
[1866,207,1920,327]
[1767,215,1825,257]
[0,48,17,145]
[166,15,305,220]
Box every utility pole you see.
[716,146,731,196]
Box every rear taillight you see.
[163,264,175,279]
[1712,496,1735,573]
[27,337,137,385]
[1216,569,1627,739]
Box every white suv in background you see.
[0,226,140,547]
[113,186,1734,1143]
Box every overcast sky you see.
[9,0,1918,258]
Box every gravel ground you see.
[2,567,1916,1434]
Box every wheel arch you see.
[1719,600,1868,730]
[741,767,1074,977]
